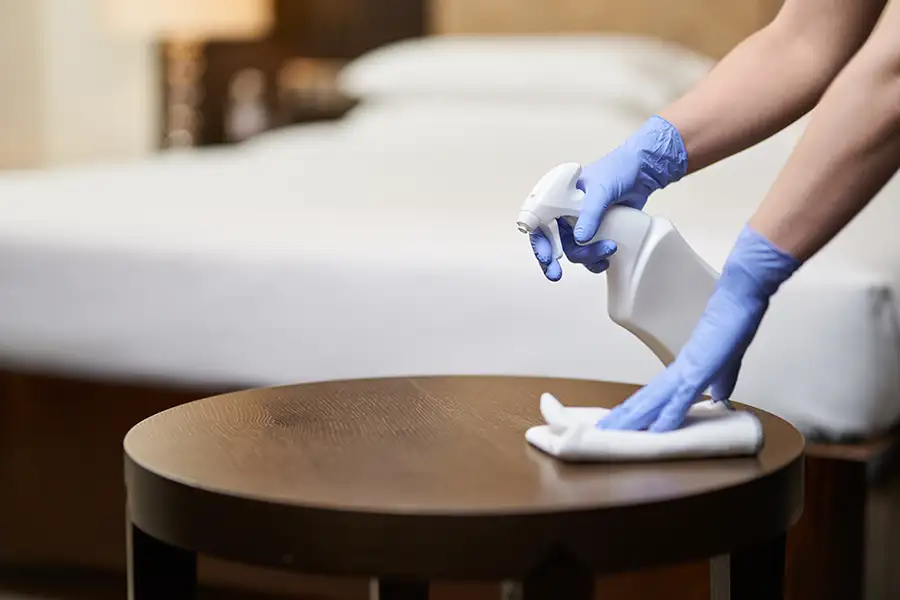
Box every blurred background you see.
[1,1,899,599]
[0,0,757,168]
[0,0,424,169]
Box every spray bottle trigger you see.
[541,215,581,261]
[539,222,564,261]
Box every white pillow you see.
[337,35,714,114]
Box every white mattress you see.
[0,100,898,441]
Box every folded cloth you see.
[525,393,764,462]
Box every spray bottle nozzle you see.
[516,211,541,235]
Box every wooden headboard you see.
[195,0,426,146]
[428,0,784,59]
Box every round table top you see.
[124,376,804,579]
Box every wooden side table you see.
[123,376,804,600]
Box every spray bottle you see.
[517,162,719,364]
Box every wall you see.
[429,0,784,59]
[0,1,43,168]
[0,0,159,169]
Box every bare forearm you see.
[749,14,900,261]
[659,0,884,173]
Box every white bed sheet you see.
[0,101,898,441]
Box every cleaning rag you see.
[525,394,764,462]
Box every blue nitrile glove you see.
[531,115,688,281]
[596,225,801,432]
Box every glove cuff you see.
[624,115,689,191]
[720,225,801,300]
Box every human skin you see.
[577,0,900,432]
[659,0,887,175]
[746,0,900,261]
[535,0,888,281]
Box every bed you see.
[1,2,899,599]
[0,34,898,441]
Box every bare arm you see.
[749,0,900,261]
[591,0,898,433]
[659,0,886,173]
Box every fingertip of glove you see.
[594,412,621,430]
[573,228,591,245]
[572,218,595,243]
[585,259,610,274]
[543,261,562,281]
[647,418,679,433]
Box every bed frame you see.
[2,1,899,599]
[192,0,425,146]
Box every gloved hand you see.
[530,115,688,281]
[596,225,801,432]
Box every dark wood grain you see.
[784,457,866,600]
[4,368,897,600]
[124,376,804,582]
[786,424,900,600]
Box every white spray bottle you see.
[517,162,719,365]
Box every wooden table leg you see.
[127,520,197,600]
[710,532,786,600]
[377,580,430,600]
[519,548,593,600]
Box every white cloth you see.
[525,394,764,462]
